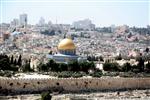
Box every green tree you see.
[79,61,93,73]
[88,61,96,70]
[145,61,150,73]
[22,61,32,72]
[103,62,120,72]
[0,54,19,71]
[68,61,79,71]
[17,55,22,66]
[47,59,59,72]
[10,55,14,64]
[137,57,145,72]
[145,48,149,53]
[38,63,48,72]
[0,58,10,70]
[115,54,122,60]
[49,51,52,55]
[59,63,68,71]
[14,59,17,65]
[99,56,104,61]
[122,62,132,72]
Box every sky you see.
[0,0,150,27]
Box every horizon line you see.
[1,0,149,3]
[0,22,149,28]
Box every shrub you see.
[131,65,140,73]
[72,72,83,78]
[103,72,119,77]
[49,72,59,77]
[132,68,140,73]
[4,72,12,77]
[57,71,73,78]
[0,71,4,76]
[119,72,136,77]
[0,71,15,77]
[41,91,52,100]
[91,71,102,77]
[57,71,87,78]
[103,62,120,72]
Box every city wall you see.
[0,78,150,93]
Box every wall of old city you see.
[0,78,150,92]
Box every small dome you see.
[58,38,76,50]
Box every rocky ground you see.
[0,89,150,100]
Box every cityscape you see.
[0,0,150,100]
[0,13,150,66]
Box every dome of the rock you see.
[58,38,76,50]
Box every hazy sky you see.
[0,0,150,27]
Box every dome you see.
[58,38,76,50]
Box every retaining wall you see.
[0,78,150,92]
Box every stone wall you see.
[0,78,150,92]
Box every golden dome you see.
[58,38,76,50]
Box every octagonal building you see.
[47,38,81,63]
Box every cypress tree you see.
[14,59,17,65]
[137,57,145,72]
[10,55,14,64]
[17,55,22,66]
